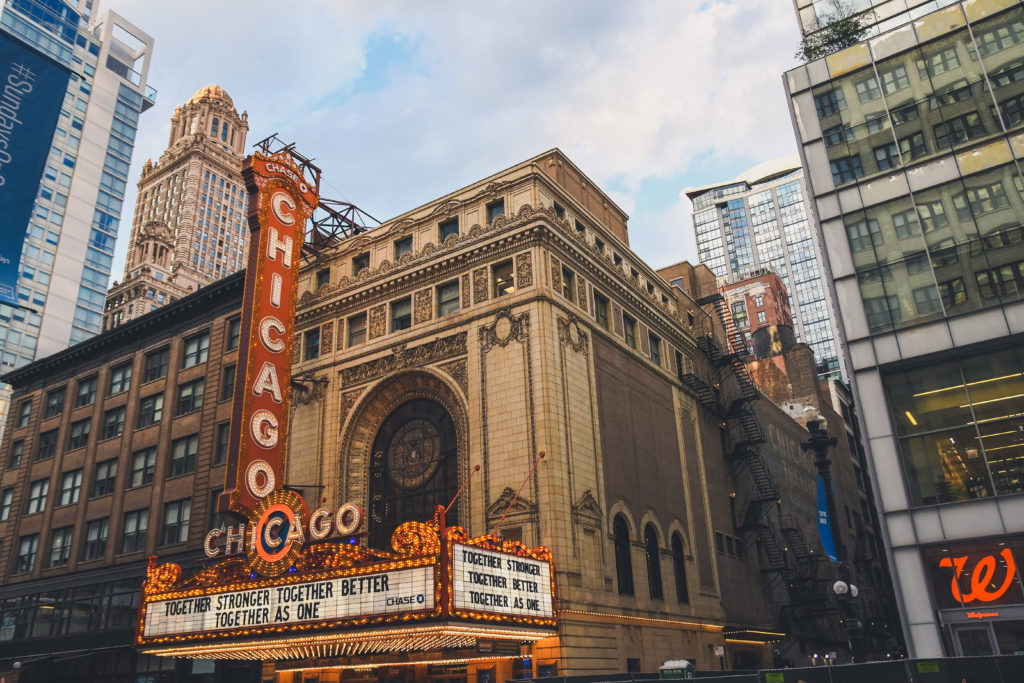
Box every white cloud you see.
[109,0,802,279]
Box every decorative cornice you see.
[340,332,468,387]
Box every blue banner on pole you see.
[0,31,72,307]
[817,474,839,563]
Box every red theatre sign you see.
[222,152,318,519]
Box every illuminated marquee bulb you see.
[270,192,296,226]
[251,409,279,448]
[246,460,276,498]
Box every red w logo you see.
[939,548,1018,603]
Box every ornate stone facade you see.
[103,85,250,331]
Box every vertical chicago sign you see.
[221,151,318,574]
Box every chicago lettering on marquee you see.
[221,151,318,523]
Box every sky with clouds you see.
[108,0,804,282]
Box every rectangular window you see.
[892,209,920,239]
[939,277,968,308]
[36,430,58,461]
[854,76,880,102]
[137,394,163,428]
[162,499,191,546]
[648,331,661,366]
[492,261,515,297]
[108,362,132,395]
[561,266,576,302]
[221,364,236,400]
[49,526,73,567]
[8,440,23,468]
[830,155,864,184]
[353,252,370,275]
[486,199,505,223]
[102,406,126,439]
[934,112,986,149]
[182,331,210,368]
[0,489,12,521]
[439,217,459,241]
[83,518,109,561]
[169,435,199,478]
[391,298,412,332]
[16,534,38,573]
[122,509,149,553]
[315,268,330,290]
[899,132,927,161]
[92,459,118,498]
[954,182,1011,220]
[130,447,156,487]
[393,236,413,259]
[16,400,31,428]
[44,387,65,419]
[75,376,97,407]
[143,347,169,381]
[846,219,883,252]
[594,291,610,330]
[176,378,205,415]
[59,469,82,506]
[913,285,943,315]
[873,142,899,171]
[348,313,367,346]
[215,422,231,465]
[68,418,91,450]
[304,328,320,361]
[813,88,845,117]
[880,65,909,94]
[225,317,241,351]
[27,479,48,514]
[623,314,637,349]
[917,200,949,232]
[437,281,460,317]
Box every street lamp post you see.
[801,406,860,662]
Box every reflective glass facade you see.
[786,0,1024,659]
[689,167,843,377]
[0,2,153,364]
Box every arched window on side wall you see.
[672,532,689,603]
[210,117,219,136]
[645,524,663,600]
[221,121,228,141]
[613,515,634,596]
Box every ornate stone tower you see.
[104,85,250,330]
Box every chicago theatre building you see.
[0,149,880,681]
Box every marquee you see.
[136,507,556,660]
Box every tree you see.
[795,1,873,63]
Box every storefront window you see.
[885,345,1024,506]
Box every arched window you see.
[645,524,663,600]
[210,117,219,136]
[672,532,689,604]
[613,515,634,596]
[221,121,228,141]
[369,398,459,550]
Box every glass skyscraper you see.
[0,0,153,363]
[686,157,844,378]
[785,0,1024,658]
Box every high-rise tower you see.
[685,156,844,378]
[104,85,249,329]
[0,0,153,440]
[784,0,1024,659]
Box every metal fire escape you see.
[680,290,833,642]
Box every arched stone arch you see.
[638,510,667,548]
[338,368,470,527]
[666,520,690,553]
[607,499,637,540]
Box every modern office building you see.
[0,1,154,440]
[104,84,249,330]
[784,0,1024,658]
[685,157,844,378]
